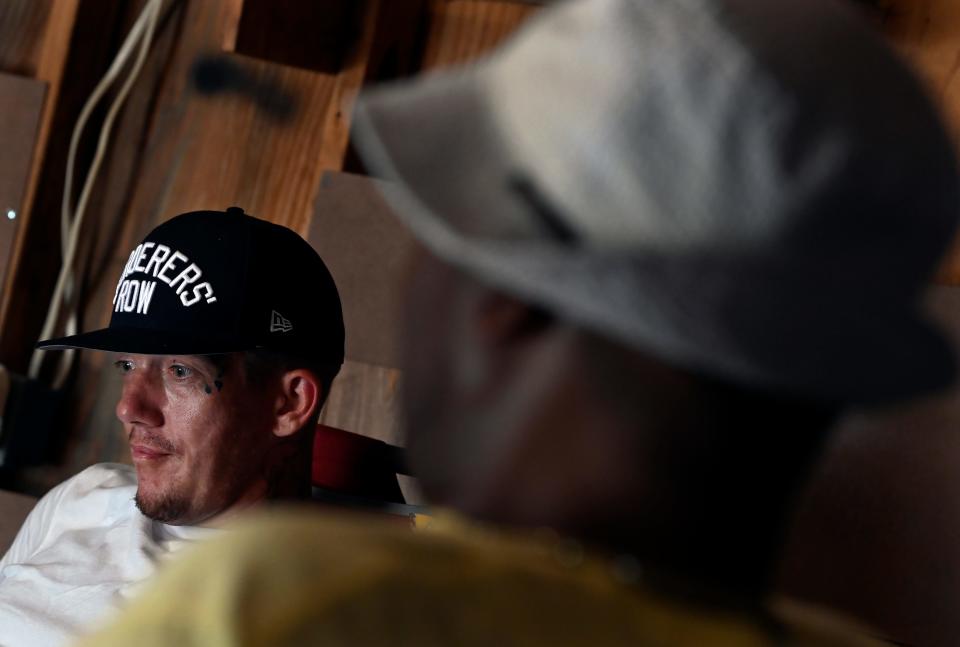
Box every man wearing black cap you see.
[0,207,344,647]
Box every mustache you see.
[128,429,177,454]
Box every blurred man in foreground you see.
[77,0,959,644]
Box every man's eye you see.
[114,360,134,374]
[170,365,194,379]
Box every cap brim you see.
[36,327,253,356]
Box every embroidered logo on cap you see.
[270,310,293,333]
[112,242,217,315]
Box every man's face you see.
[401,255,461,502]
[113,353,278,525]
[401,253,516,510]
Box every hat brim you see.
[353,70,957,405]
[36,327,254,357]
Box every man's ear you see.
[272,369,321,438]
[456,289,557,399]
[474,290,553,350]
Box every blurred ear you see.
[272,369,321,438]
[474,290,553,350]
[456,287,562,403]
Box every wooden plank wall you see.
[0,2,53,76]
[0,0,79,359]
[421,0,538,69]
[6,0,537,491]
[0,74,45,303]
[0,1,53,309]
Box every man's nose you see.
[115,370,164,427]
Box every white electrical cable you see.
[53,0,162,389]
[29,0,163,388]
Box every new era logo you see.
[270,310,293,333]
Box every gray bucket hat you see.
[353,0,960,404]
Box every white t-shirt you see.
[0,463,217,647]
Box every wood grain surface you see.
[421,0,538,70]
[320,359,403,447]
[0,0,80,347]
[0,1,53,77]
[0,74,46,300]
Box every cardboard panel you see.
[0,73,46,297]
[308,171,415,369]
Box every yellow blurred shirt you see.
[75,509,889,646]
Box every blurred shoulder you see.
[77,510,892,647]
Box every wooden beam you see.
[0,0,80,348]
[420,0,538,70]
[0,74,46,301]
[0,1,54,76]
[222,0,368,74]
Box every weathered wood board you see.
[0,74,46,299]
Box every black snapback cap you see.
[38,207,345,365]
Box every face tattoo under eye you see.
[183,366,216,396]
[203,359,228,394]
[203,361,229,395]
